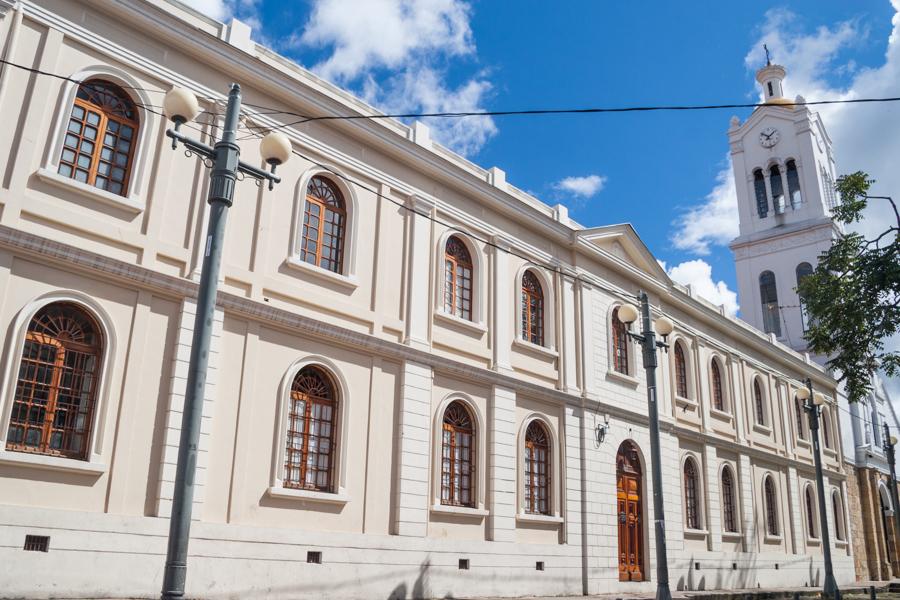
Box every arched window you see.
[444,236,473,321]
[674,342,688,398]
[822,409,831,449]
[796,398,807,440]
[300,176,346,273]
[721,467,738,533]
[283,366,338,492]
[521,271,544,346]
[524,420,550,515]
[770,164,785,213]
[759,271,781,336]
[754,169,769,218]
[786,160,802,207]
[6,303,103,460]
[754,378,766,426]
[796,262,813,332]
[711,358,724,411]
[441,401,475,507]
[58,80,139,196]
[683,457,700,529]
[612,307,630,375]
[764,476,779,535]
[833,490,846,541]
[805,485,818,538]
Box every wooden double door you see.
[616,441,644,582]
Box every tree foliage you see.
[798,171,899,402]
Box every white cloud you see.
[554,174,607,199]
[671,160,739,255]
[294,0,495,155]
[665,259,740,317]
[180,0,263,32]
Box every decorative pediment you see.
[578,224,670,283]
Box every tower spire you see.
[764,43,771,65]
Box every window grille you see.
[612,307,629,375]
[443,236,473,321]
[521,271,544,346]
[674,342,688,398]
[711,359,724,411]
[683,458,699,529]
[283,366,337,492]
[721,468,737,533]
[23,535,49,552]
[441,401,475,507]
[764,477,779,535]
[754,379,766,426]
[805,486,817,537]
[524,421,550,515]
[300,176,346,273]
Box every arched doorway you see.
[617,440,644,582]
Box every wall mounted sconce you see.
[595,413,610,445]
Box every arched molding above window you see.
[606,302,639,382]
[286,166,359,289]
[0,291,117,470]
[433,229,487,328]
[832,488,847,542]
[514,264,556,351]
[707,353,730,414]
[516,413,562,521]
[680,452,704,531]
[763,472,781,538]
[431,393,487,513]
[718,462,740,534]
[669,335,695,402]
[752,375,770,429]
[269,355,351,503]
[803,482,820,540]
[41,66,156,212]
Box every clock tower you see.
[728,60,841,352]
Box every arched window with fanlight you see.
[524,420,550,515]
[805,485,818,538]
[674,341,688,398]
[754,378,766,426]
[444,236,473,321]
[721,466,738,533]
[683,457,701,530]
[759,271,781,336]
[786,159,802,207]
[300,176,347,273]
[6,302,103,460]
[58,80,139,196]
[764,475,779,536]
[711,358,724,412]
[612,307,630,375]
[796,262,814,332]
[521,271,544,346]
[441,401,475,507]
[754,169,768,218]
[283,366,339,492]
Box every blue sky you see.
[189,0,898,319]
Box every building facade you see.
[0,1,853,597]
[728,60,900,582]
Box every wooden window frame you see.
[754,379,766,426]
[443,236,473,321]
[6,303,102,460]
[521,271,544,346]
[721,467,738,533]
[300,176,347,274]
[283,366,338,493]
[57,80,139,197]
[674,342,688,398]
[711,359,724,411]
[612,307,630,375]
[524,420,550,515]
[440,401,476,507]
[805,485,818,538]
[683,458,700,529]
[764,476,779,536]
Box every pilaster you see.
[578,281,596,399]
[490,236,513,374]
[404,195,434,351]
[738,454,755,552]
[786,466,802,554]
[487,385,516,541]
[560,273,579,394]
[394,360,433,537]
[702,444,721,551]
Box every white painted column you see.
[560,272,579,394]
[488,385,517,541]
[404,195,434,351]
[491,236,513,374]
[738,454,755,552]
[703,444,721,552]
[578,281,597,400]
[394,360,433,537]
[695,340,710,433]
[729,356,746,443]
[155,298,223,518]
[786,466,803,554]
[563,404,585,593]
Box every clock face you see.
[760,127,780,148]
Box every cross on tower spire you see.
[764,44,771,65]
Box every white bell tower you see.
[728,60,841,352]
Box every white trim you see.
[429,504,488,518]
[270,356,350,499]
[516,414,562,520]
[433,310,487,335]
[512,337,559,359]
[513,264,556,352]
[289,167,359,281]
[35,168,144,213]
[605,369,639,388]
[283,256,359,291]
[0,450,105,474]
[42,65,155,208]
[0,291,117,465]
[516,512,563,524]
[431,393,487,511]
[266,486,350,505]
[434,230,486,327]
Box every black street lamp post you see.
[799,378,840,600]
[158,83,290,600]
[617,292,674,600]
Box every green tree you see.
[798,171,899,403]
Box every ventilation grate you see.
[458,558,469,570]
[306,551,322,564]
[535,561,545,571]
[24,535,49,552]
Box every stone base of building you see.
[0,505,857,599]
[846,466,900,581]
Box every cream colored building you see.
[0,1,854,597]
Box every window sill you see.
[796,437,811,448]
[606,369,639,388]
[283,257,359,291]
[516,512,564,524]
[683,527,708,539]
[806,536,821,546]
[0,449,106,475]
[267,485,350,505]
[430,503,489,518]
[36,168,144,214]
[512,337,558,359]
[675,396,699,412]
[710,407,733,421]
[753,423,773,435]
[721,531,743,541]
[835,539,848,549]
[764,533,783,543]
[433,310,487,334]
